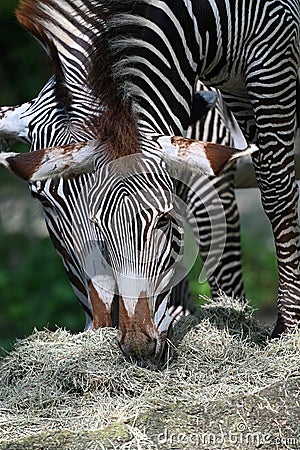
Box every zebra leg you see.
[170,274,195,317]
[207,167,245,300]
[247,70,300,337]
[185,168,245,301]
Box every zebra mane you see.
[17,0,80,112]
[86,0,146,158]
[16,0,141,159]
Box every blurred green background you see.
[0,1,278,353]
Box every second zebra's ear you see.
[188,91,217,126]
[158,136,258,177]
[0,140,100,182]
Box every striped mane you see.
[16,0,84,112]
[86,0,144,158]
[16,0,140,159]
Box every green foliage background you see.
[0,1,278,352]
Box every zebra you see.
[2,0,298,368]
[0,0,246,343]
[0,89,246,307]
[0,87,245,320]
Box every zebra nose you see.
[117,332,161,367]
[118,334,157,358]
[117,330,173,370]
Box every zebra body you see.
[1,0,299,367]
[81,0,299,341]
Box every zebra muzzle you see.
[116,327,174,371]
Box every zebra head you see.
[0,136,256,369]
[0,0,261,369]
[88,152,182,368]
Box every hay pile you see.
[0,296,299,449]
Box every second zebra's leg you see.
[170,274,195,314]
[247,67,300,337]
[186,168,245,301]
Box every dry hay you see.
[0,295,299,450]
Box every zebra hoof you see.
[270,321,286,340]
[270,314,299,340]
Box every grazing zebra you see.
[1,0,298,368]
[0,88,246,309]
[0,95,245,320]
[0,2,244,358]
[0,0,246,340]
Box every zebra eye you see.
[156,212,172,228]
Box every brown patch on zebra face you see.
[88,281,113,328]
[117,294,171,370]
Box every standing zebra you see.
[1,0,298,367]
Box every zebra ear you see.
[0,140,99,181]
[0,103,32,143]
[158,136,258,176]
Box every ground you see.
[0,296,299,450]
